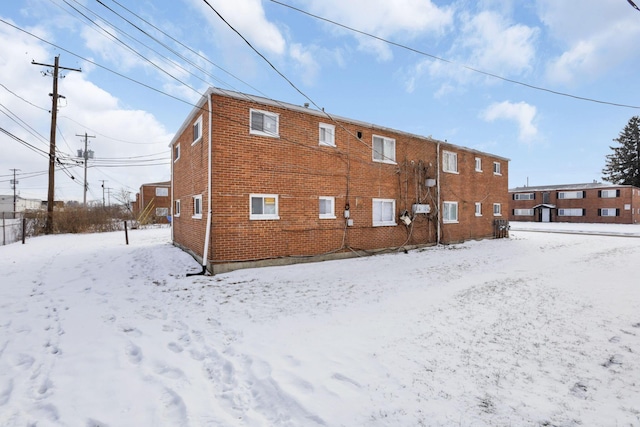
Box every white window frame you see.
[443,201,458,223]
[493,162,501,175]
[600,189,618,198]
[513,209,534,216]
[475,157,482,172]
[558,208,584,217]
[156,207,169,217]
[174,143,180,162]
[514,193,534,200]
[192,115,203,145]
[600,208,617,217]
[174,199,181,217]
[372,198,396,227]
[558,191,584,199]
[155,187,169,197]
[372,135,396,164]
[250,194,280,220]
[475,202,482,217]
[319,123,336,147]
[192,195,202,219]
[443,151,458,173]
[319,196,336,219]
[250,109,279,137]
[493,203,502,216]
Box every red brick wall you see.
[135,183,171,224]
[172,93,509,267]
[509,186,640,224]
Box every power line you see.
[269,0,640,110]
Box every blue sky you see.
[2,0,640,203]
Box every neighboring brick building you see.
[132,181,171,224]
[170,88,509,273]
[509,182,640,224]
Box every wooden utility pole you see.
[32,56,81,234]
[76,132,95,206]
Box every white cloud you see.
[302,0,454,61]
[537,0,640,84]
[192,0,286,56]
[457,11,538,76]
[481,101,538,142]
[289,43,320,86]
[0,21,173,202]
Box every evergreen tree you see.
[602,116,640,186]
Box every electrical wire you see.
[269,0,640,110]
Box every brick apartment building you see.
[170,88,509,273]
[509,182,640,224]
[132,181,171,224]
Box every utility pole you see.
[32,56,81,234]
[76,132,95,206]
[100,180,107,207]
[10,168,20,219]
[106,187,112,207]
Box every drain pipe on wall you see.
[436,141,441,245]
[188,92,213,277]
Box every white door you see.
[541,208,550,222]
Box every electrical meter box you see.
[412,204,431,214]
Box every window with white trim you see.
[156,207,168,217]
[372,135,396,163]
[250,109,279,137]
[372,198,396,226]
[475,157,482,172]
[174,143,180,162]
[599,208,618,217]
[513,209,534,216]
[443,201,458,223]
[599,189,618,198]
[319,196,336,219]
[250,194,279,220]
[493,162,501,175]
[443,151,458,173]
[493,203,502,216]
[174,199,181,217]
[192,115,203,145]
[558,208,584,217]
[319,123,335,147]
[558,191,584,199]
[156,187,169,197]
[513,193,534,200]
[475,202,482,216]
[193,195,202,219]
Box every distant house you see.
[169,88,510,274]
[509,182,640,224]
[132,181,171,224]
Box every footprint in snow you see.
[126,342,142,364]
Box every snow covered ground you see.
[1,224,639,426]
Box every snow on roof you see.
[509,182,630,192]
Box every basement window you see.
[250,109,279,137]
[513,209,533,216]
[156,208,168,217]
[250,194,279,220]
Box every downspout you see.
[436,141,441,245]
[188,92,213,276]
